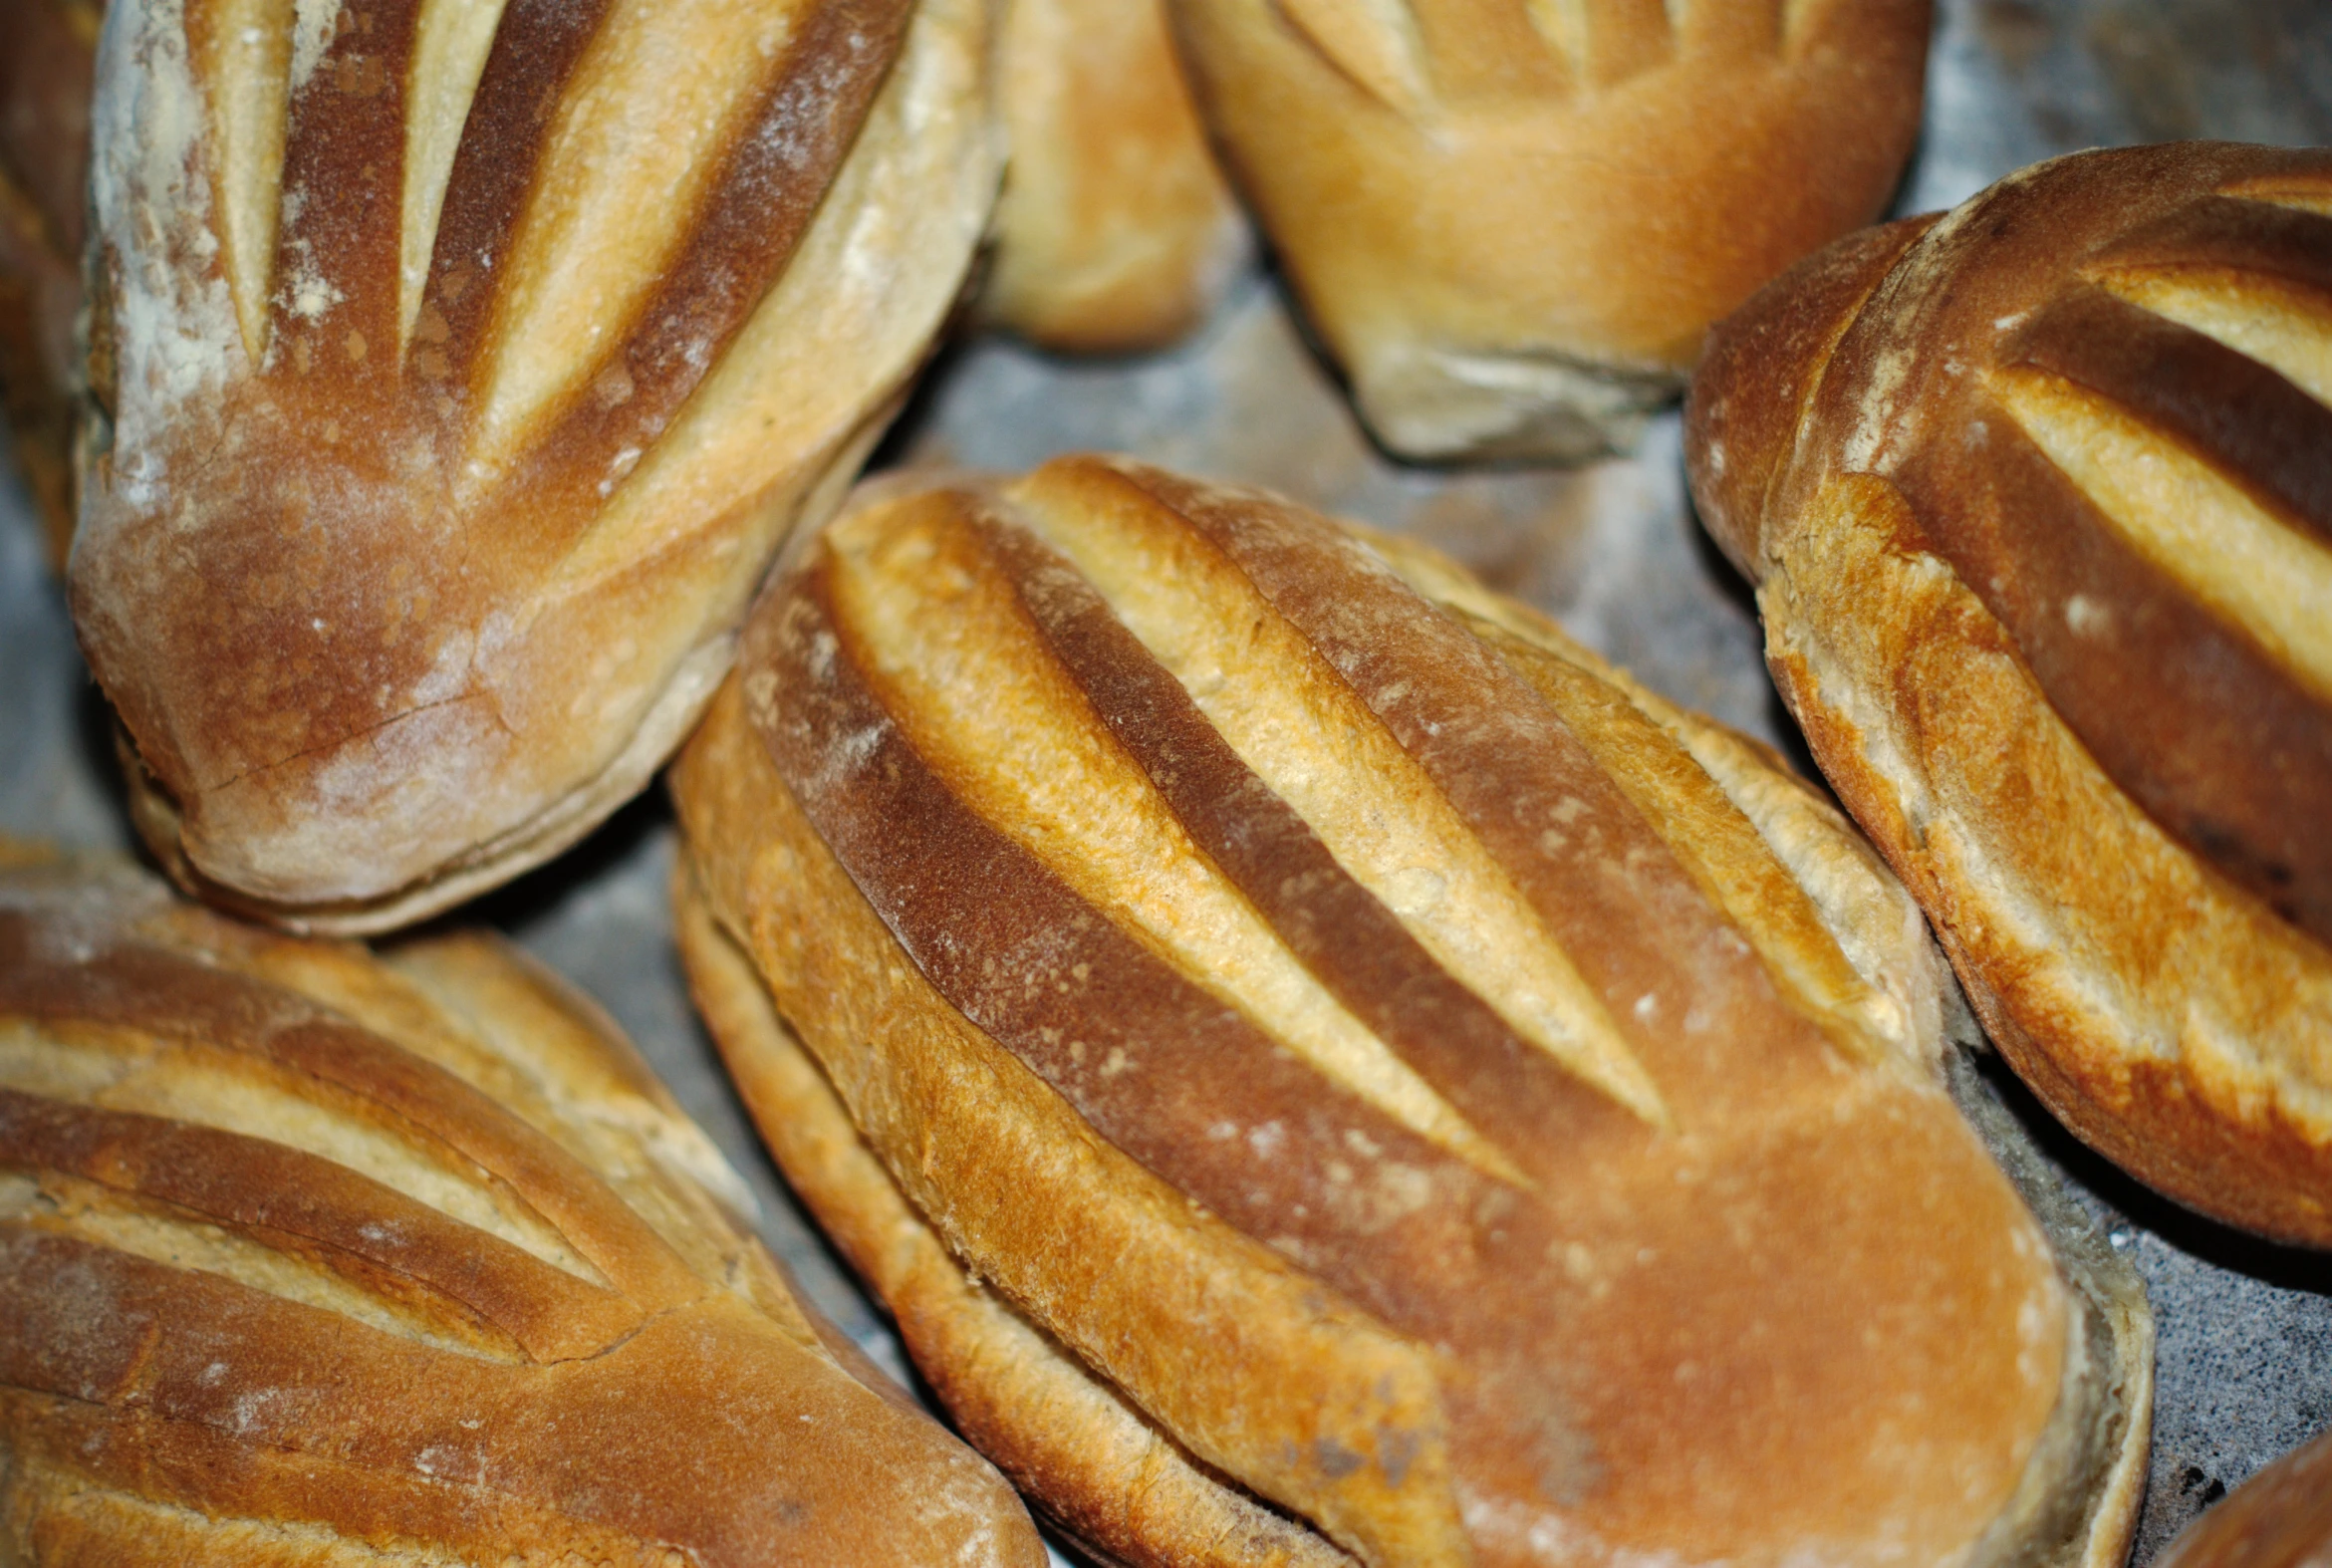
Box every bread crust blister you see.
[673,453,2151,1568]
[69,0,1001,934]
[1687,141,2332,1247]
[0,846,1046,1567]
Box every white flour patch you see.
[89,0,248,513]
[290,0,344,95]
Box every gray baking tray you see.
[4,0,2328,1557]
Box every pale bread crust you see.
[69,0,1001,933]
[1685,143,2332,1245]
[0,851,1045,1566]
[672,455,2151,1568]
[982,0,1248,353]
[1167,0,1931,459]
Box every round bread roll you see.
[1167,0,1932,461]
[70,0,1001,934]
[0,0,99,565]
[981,0,1248,353]
[672,453,2151,1568]
[0,844,1045,1566]
[2152,1429,2332,1568]
[1686,141,2332,1247]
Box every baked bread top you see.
[1692,140,2332,942]
[69,0,999,934]
[0,845,1044,1566]
[1167,0,1932,459]
[674,453,2150,1568]
[1686,142,2332,1244]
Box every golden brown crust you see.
[69,0,1001,933]
[1168,0,1931,459]
[0,853,1045,1567]
[1686,142,2332,1245]
[0,0,99,565]
[982,0,1247,353]
[674,453,2149,1568]
[675,855,1357,1568]
[2152,1429,2332,1568]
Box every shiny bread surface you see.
[0,846,1045,1566]
[674,454,2151,1568]
[1168,0,1931,459]
[1686,141,2332,1245]
[70,0,1000,933]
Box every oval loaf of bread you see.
[70,0,999,934]
[1166,0,1931,460]
[1686,141,2332,1245]
[0,844,1046,1566]
[672,454,2152,1568]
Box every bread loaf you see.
[70,0,1000,934]
[1166,0,1931,460]
[672,453,2152,1568]
[0,0,99,564]
[1685,141,2332,1245]
[982,0,1247,353]
[2151,1429,2332,1568]
[0,844,1046,1565]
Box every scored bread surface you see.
[1686,141,2332,1245]
[673,453,2151,1568]
[1166,0,1932,459]
[69,0,1001,934]
[0,846,1045,1566]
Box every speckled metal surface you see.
[3,1,2327,1560]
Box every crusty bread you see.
[1166,0,1930,460]
[672,453,2150,1568]
[981,0,1247,353]
[0,0,99,565]
[69,0,1001,934]
[0,844,1045,1566]
[2151,1428,2332,1568]
[1685,142,2332,1245]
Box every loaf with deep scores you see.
[981,0,1247,352]
[0,0,99,564]
[70,0,999,934]
[1686,141,2332,1246]
[1166,0,1931,460]
[672,453,2152,1568]
[0,843,1045,1566]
